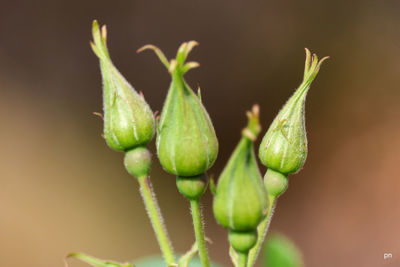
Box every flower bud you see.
[91,20,155,151]
[138,41,218,177]
[259,49,328,174]
[213,106,268,232]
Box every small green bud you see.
[264,169,288,198]
[176,173,208,200]
[91,20,155,151]
[124,146,152,178]
[138,42,218,177]
[228,230,258,253]
[259,49,328,174]
[213,106,268,231]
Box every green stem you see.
[138,176,176,266]
[190,199,210,267]
[247,196,277,267]
[238,252,248,267]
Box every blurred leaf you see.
[178,242,199,267]
[65,252,133,267]
[263,233,304,267]
[134,256,224,267]
[229,246,239,267]
[209,175,217,196]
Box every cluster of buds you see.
[213,50,327,257]
[90,18,327,266]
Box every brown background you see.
[1,0,399,266]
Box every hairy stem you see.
[138,176,176,266]
[190,199,210,267]
[238,252,248,267]
[247,196,277,267]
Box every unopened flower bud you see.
[213,106,268,232]
[259,49,328,174]
[138,41,218,177]
[91,20,155,151]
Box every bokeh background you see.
[1,0,399,266]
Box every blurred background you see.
[1,0,399,266]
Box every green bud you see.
[176,173,208,200]
[138,42,218,177]
[91,20,155,151]
[124,146,152,178]
[259,49,328,174]
[228,230,258,253]
[264,168,288,198]
[213,106,268,231]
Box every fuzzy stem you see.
[138,176,176,266]
[190,199,210,267]
[247,196,277,267]
[238,252,249,267]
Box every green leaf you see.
[263,233,304,267]
[178,242,199,267]
[133,256,224,267]
[65,252,133,267]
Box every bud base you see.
[229,230,258,253]
[176,173,208,200]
